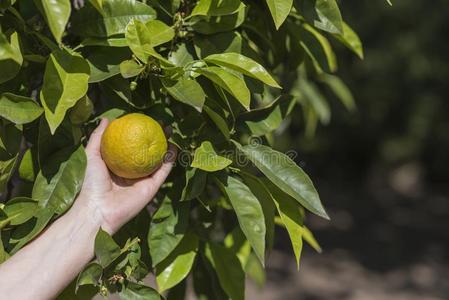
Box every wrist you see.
[67,194,104,232]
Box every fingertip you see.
[86,118,109,157]
[164,143,178,164]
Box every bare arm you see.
[0,119,176,299]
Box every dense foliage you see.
[0,0,364,298]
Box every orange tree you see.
[0,0,364,298]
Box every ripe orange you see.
[100,113,168,179]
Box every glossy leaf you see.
[85,46,131,83]
[32,145,87,215]
[303,225,322,253]
[125,19,152,62]
[181,168,207,201]
[295,23,337,73]
[194,31,242,58]
[162,78,206,112]
[40,48,90,134]
[314,0,344,34]
[239,95,296,136]
[120,60,145,78]
[192,7,246,35]
[148,199,190,266]
[80,37,128,48]
[3,197,39,226]
[9,208,54,254]
[0,32,23,84]
[220,175,266,265]
[119,282,161,300]
[94,227,121,267]
[239,143,329,219]
[204,52,281,88]
[241,173,276,251]
[334,22,364,59]
[265,0,293,29]
[192,0,245,17]
[72,0,156,38]
[197,66,250,110]
[156,232,198,292]
[76,262,103,292]
[38,0,71,43]
[18,148,37,182]
[191,141,232,172]
[205,242,245,300]
[0,93,43,124]
[145,20,175,46]
[264,179,304,269]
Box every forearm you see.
[0,196,102,300]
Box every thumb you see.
[86,118,109,159]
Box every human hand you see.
[73,118,177,234]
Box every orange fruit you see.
[100,113,167,179]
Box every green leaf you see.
[9,208,54,254]
[204,53,281,88]
[224,227,251,267]
[292,78,330,124]
[145,20,175,47]
[162,78,206,112]
[125,19,174,62]
[181,168,207,201]
[219,175,266,265]
[94,227,121,267]
[244,252,265,287]
[0,233,9,263]
[192,6,246,35]
[239,95,296,136]
[314,0,344,34]
[125,19,152,62]
[76,262,103,292]
[156,232,198,292]
[37,0,71,43]
[40,48,90,134]
[80,37,128,48]
[239,143,329,219]
[69,96,94,125]
[3,197,39,226]
[0,32,23,84]
[293,23,337,73]
[265,0,293,29]
[119,282,162,300]
[191,141,232,172]
[303,225,322,253]
[148,199,190,266]
[203,104,231,140]
[32,145,87,215]
[264,179,304,269]
[319,73,356,111]
[71,0,157,38]
[194,31,242,58]
[0,93,43,124]
[18,148,37,182]
[197,67,250,110]
[120,60,145,78]
[241,173,276,251]
[333,22,364,59]
[205,242,245,300]
[85,46,131,83]
[191,0,245,17]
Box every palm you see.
[78,119,176,233]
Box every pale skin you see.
[0,118,177,300]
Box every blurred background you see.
[248,1,449,299]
